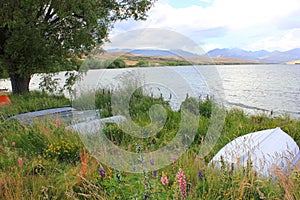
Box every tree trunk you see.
[9,73,31,95]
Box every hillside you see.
[94,51,260,66]
[94,47,300,66]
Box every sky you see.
[110,0,300,52]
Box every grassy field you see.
[0,91,299,199]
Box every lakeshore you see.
[1,63,299,119]
[0,91,299,199]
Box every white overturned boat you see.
[66,115,126,133]
[8,107,125,130]
[210,127,300,177]
[8,106,75,125]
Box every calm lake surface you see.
[1,64,299,118]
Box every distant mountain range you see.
[206,48,300,63]
[107,48,300,64]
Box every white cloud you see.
[211,0,300,29]
[202,43,222,52]
[140,0,300,30]
[105,29,205,54]
[110,0,300,50]
[246,28,300,51]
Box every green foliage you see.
[0,139,19,170]
[38,71,85,97]
[44,140,81,164]
[180,97,212,118]
[102,123,126,146]
[108,58,127,69]
[135,60,150,67]
[0,67,8,78]
[162,60,191,66]
[38,74,61,95]
[0,91,300,199]
[80,58,103,69]
[19,128,49,157]
[99,89,177,150]
[81,58,127,70]
[128,89,169,125]
[95,89,112,117]
[0,0,157,94]
[193,167,281,199]
[0,91,70,120]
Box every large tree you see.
[0,0,156,95]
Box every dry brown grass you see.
[0,169,24,200]
[90,51,261,66]
[273,167,300,200]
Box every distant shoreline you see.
[92,52,262,68]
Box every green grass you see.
[0,92,299,199]
[0,91,70,120]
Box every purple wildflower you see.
[171,155,177,164]
[99,167,106,178]
[198,170,203,180]
[150,158,154,166]
[152,170,157,178]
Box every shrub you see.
[44,140,82,164]
[180,97,212,118]
[107,58,126,69]
[135,60,149,67]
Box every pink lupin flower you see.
[161,173,169,185]
[11,141,16,147]
[177,169,187,199]
[18,157,23,168]
[55,116,60,128]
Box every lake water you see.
[1,64,299,118]
[217,64,300,118]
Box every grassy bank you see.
[0,92,299,199]
[0,91,70,120]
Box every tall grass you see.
[0,91,70,120]
[0,92,299,199]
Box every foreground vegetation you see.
[0,92,299,199]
